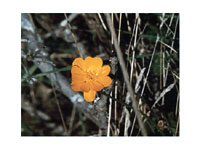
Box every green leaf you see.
[22,64,38,81]
[21,65,72,82]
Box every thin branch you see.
[159,40,177,53]
[130,13,140,83]
[117,13,122,46]
[105,13,147,136]
[114,81,118,135]
[124,93,131,136]
[175,114,179,136]
[175,91,180,116]
[51,81,68,135]
[125,13,131,31]
[98,13,108,31]
[64,13,83,58]
[68,104,76,135]
[107,91,112,136]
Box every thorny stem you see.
[105,13,147,136]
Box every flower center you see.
[85,71,97,82]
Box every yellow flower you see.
[71,56,112,102]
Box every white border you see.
[1,0,200,149]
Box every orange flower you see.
[71,56,112,102]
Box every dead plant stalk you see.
[105,13,147,136]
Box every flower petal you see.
[80,82,90,92]
[72,74,84,82]
[83,90,96,102]
[85,57,103,73]
[99,65,111,76]
[71,66,86,83]
[71,65,85,75]
[84,57,93,67]
[89,81,104,91]
[72,57,86,71]
[71,82,82,91]
[97,76,112,87]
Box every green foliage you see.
[22,65,72,82]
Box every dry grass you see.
[21,13,179,136]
